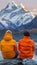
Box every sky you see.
[0,0,37,10]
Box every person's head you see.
[6,30,12,34]
[4,30,12,41]
[23,31,30,36]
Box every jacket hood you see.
[4,32,13,41]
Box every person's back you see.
[1,30,17,59]
[18,31,35,60]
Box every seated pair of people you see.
[0,30,35,60]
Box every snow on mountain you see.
[0,19,8,27]
[5,1,17,10]
[19,3,28,12]
[17,16,37,31]
[15,13,33,26]
[1,12,34,29]
[0,2,36,30]
[0,23,5,30]
[0,4,26,27]
[9,5,25,19]
[0,3,26,23]
[0,2,17,17]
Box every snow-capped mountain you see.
[0,23,5,30]
[17,16,37,31]
[15,12,35,27]
[0,2,36,31]
[1,4,26,20]
[0,2,26,29]
[0,2,17,17]
[0,12,35,29]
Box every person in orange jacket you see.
[1,30,17,59]
[18,31,35,60]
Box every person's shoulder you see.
[1,39,5,45]
[1,39,4,43]
[19,39,23,42]
[12,39,16,43]
[30,39,34,42]
[30,39,35,44]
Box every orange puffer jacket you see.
[1,32,17,59]
[18,36,35,60]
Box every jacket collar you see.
[24,36,30,39]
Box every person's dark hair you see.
[23,31,30,36]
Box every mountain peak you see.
[20,3,25,9]
[11,1,17,7]
[20,3,28,12]
[5,1,17,10]
[0,1,36,31]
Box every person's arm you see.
[13,41,17,52]
[0,42,1,50]
[0,41,2,51]
[32,41,35,52]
